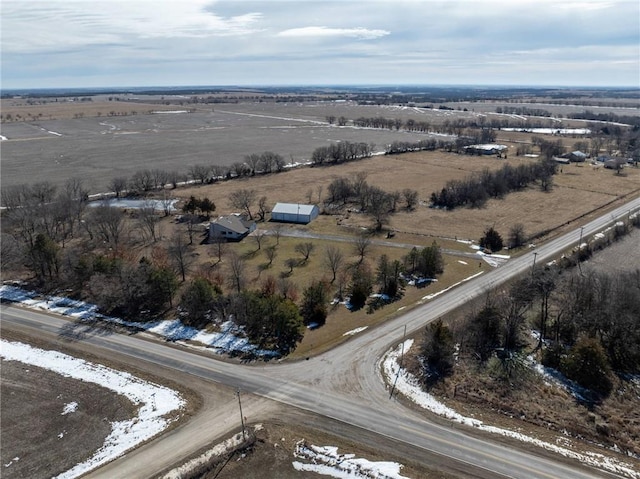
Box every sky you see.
[2,0,639,89]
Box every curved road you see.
[3,196,639,478]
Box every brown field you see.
[4,94,630,194]
[177,150,640,242]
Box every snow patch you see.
[293,441,409,479]
[380,341,639,479]
[0,340,185,479]
[0,285,277,357]
[502,127,590,135]
[343,326,368,337]
[421,271,484,301]
[62,402,78,415]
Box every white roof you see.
[272,203,317,215]
[465,144,508,151]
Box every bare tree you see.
[245,154,261,175]
[229,189,256,219]
[189,164,210,184]
[137,202,161,243]
[210,165,226,181]
[272,224,284,245]
[508,223,527,249]
[227,251,247,293]
[168,170,182,189]
[252,230,268,250]
[264,245,277,267]
[90,203,127,252]
[353,233,371,264]
[403,188,419,210]
[256,196,269,222]
[278,277,297,301]
[182,214,200,245]
[209,234,226,263]
[324,245,344,283]
[152,169,170,189]
[230,162,248,178]
[389,190,401,212]
[284,257,297,274]
[168,233,192,282]
[366,186,392,231]
[294,242,315,263]
[159,190,175,217]
[110,177,128,198]
[30,181,57,204]
[130,170,155,194]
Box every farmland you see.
[2,88,640,479]
[3,90,638,195]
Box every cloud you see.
[277,26,390,40]
[2,1,263,54]
[1,0,638,88]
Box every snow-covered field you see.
[0,340,185,479]
[380,340,639,479]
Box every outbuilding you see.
[270,203,319,224]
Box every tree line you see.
[429,158,557,210]
[421,217,640,402]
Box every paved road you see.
[3,196,639,478]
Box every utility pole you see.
[577,226,584,274]
[390,325,407,399]
[531,251,538,277]
[236,388,246,440]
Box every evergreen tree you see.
[480,226,503,252]
[422,319,456,385]
[301,280,329,327]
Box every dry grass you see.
[177,150,640,242]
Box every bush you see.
[561,336,613,397]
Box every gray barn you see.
[271,203,319,224]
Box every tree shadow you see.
[58,317,119,342]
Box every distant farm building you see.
[567,151,588,162]
[464,144,508,156]
[271,203,319,224]
[209,214,256,241]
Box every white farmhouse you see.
[270,203,319,224]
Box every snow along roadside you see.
[0,340,185,479]
[379,340,639,479]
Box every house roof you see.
[272,203,317,216]
[211,215,253,235]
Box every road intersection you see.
[3,196,639,478]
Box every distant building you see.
[270,203,320,224]
[464,144,508,156]
[567,151,588,162]
[209,214,256,241]
[604,158,626,170]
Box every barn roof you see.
[272,203,317,215]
